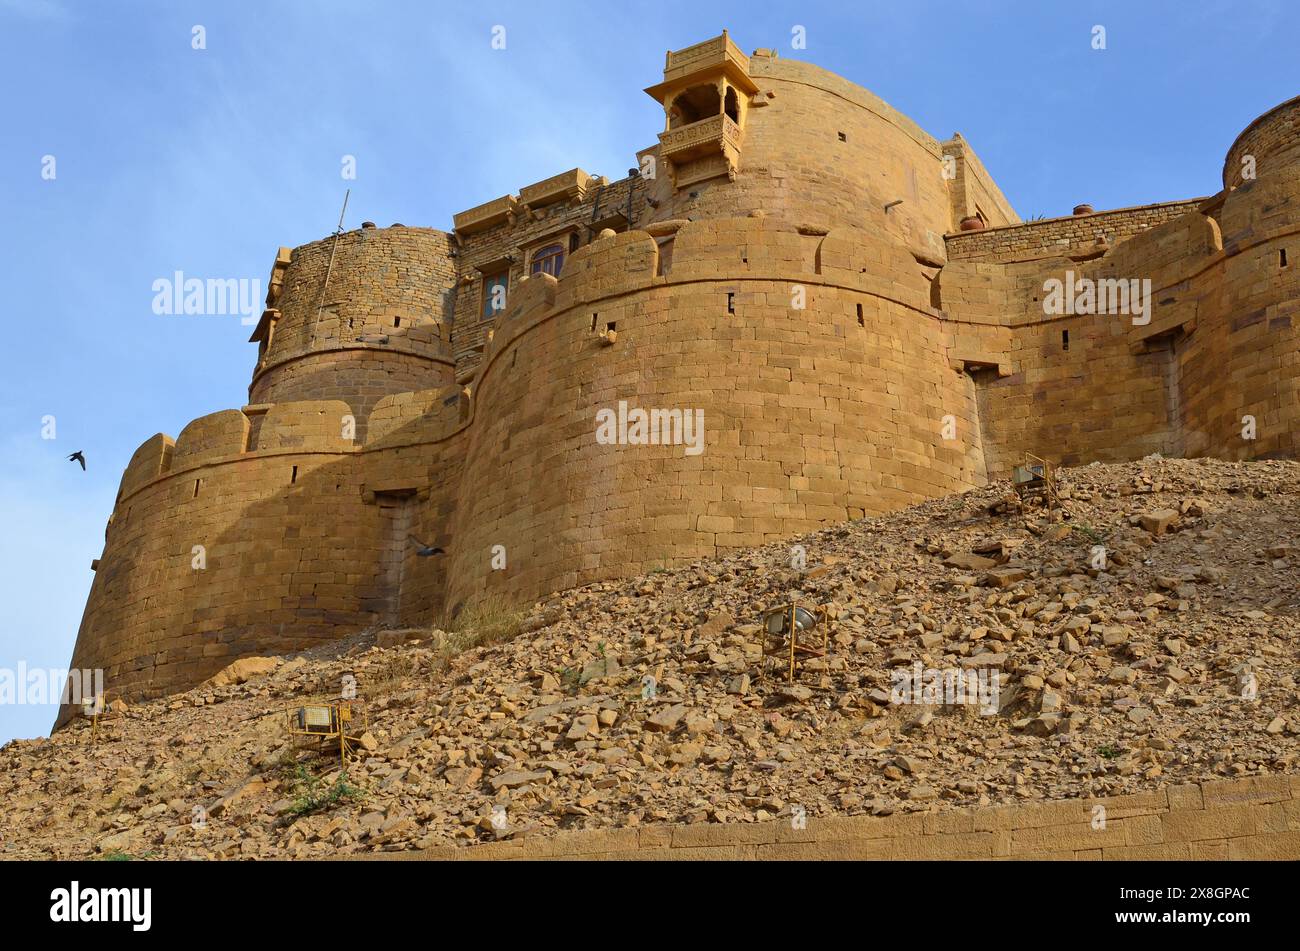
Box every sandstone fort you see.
[62,32,1300,724]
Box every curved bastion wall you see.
[639,52,1016,262]
[58,34,1300,721]
[59,392,472,727]
[443,218,988,612]
[939,124,1300,470]
[62,215,994,721]
[1222,94,1300,190]
[248,226,458,440]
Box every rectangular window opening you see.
[291,465,298,484]
[1282,248,1289,268]
[193,479,200,498]
[482,271,509,319]
[394,317,401,327]
[1062,329,1070,351]
[591,313,598,332]
[727,292,735,314]
[856,302,864,326]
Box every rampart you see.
[60,35,1300,721]
[371,774,1300,861]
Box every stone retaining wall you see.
[379,774,1300,860]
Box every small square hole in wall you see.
[606,321,617,333]
[838,131,847,142]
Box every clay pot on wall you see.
[959,215,985,231]
[1072,204,1095,216]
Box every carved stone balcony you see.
[657,114,743,186]
[659,114,742,162]
[645,31,757,190]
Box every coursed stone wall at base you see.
[372,774,1300,860]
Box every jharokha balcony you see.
[657,113,743,164]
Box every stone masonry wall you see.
[945,199,1208,264]
[937,169,1300,472]
[449,175,646,377]
[377,774,1300,860]
[60,395,471,727]
[443,217,987,612]
[638,52,1017,265]
[1223,94,1300,189]
[249,226,458,436]
[63,46,1300,716]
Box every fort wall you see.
[445,218,986,611]
[60,35,1300,716]
[248,226,458,439]
[945,199,1209,264]
[639,51,1017,264]
[1223,94,1300,189]
[380,774,1300,861]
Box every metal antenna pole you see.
[309,188,350,348]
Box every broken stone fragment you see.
[488,769,551,791]
[565,714,599,741]
[943,552,998,571]
[644,703,688,732]
[1139,509,1180,535]
[980,567,1028,588]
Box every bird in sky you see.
[408,536,445,557]
[68,451,86,471]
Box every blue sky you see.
[1,0,1296,744]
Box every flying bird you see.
[68,451,86,471]
[408,536,445,557]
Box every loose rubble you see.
[2,458,1298,859]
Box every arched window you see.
[724,86,739,123]
[668,84,721,129]
[530,243,565,277]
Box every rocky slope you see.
[2,457,1298,859]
